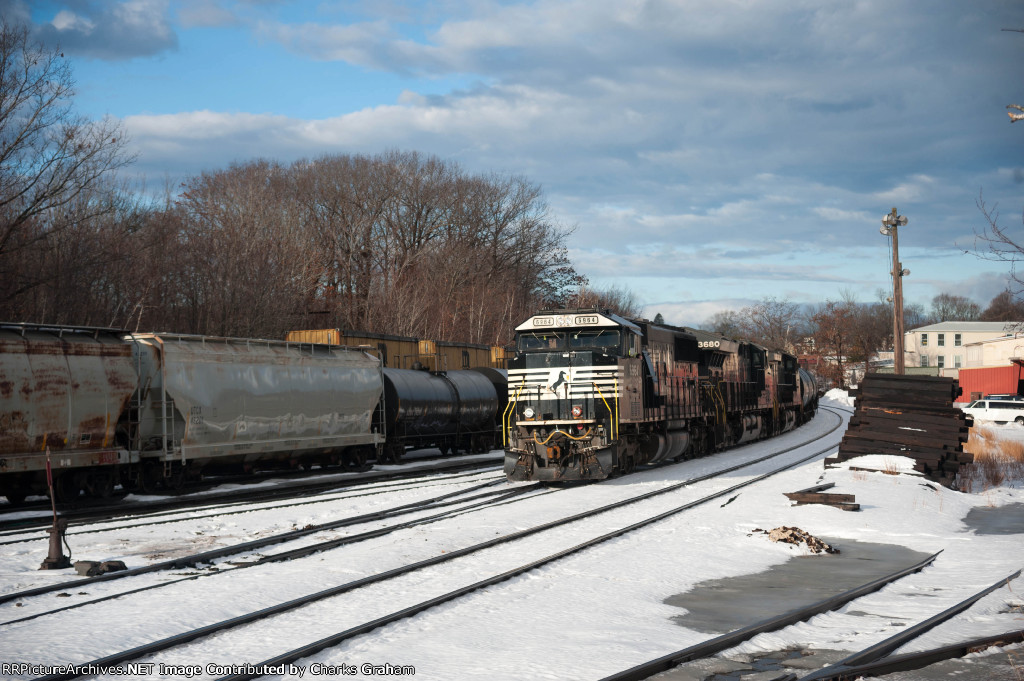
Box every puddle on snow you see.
[653,539,935,681]
[962,502,1024,535]
[665,538,932,634]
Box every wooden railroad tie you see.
[783,482,860,512]
[832,374,973,489]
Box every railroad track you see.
[0,455,504,532]
[600,564,1021,680]
[7,408,847,680]
[0,449,488,518]
[0,473,538,614]
[0,467,508,546]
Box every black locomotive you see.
[503,309,817,481]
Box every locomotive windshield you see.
[569,329,621,352]
[516,329,624,353]
[517,331,567,351]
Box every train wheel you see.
[84,470,116,499]
[132,462,162,494]
[164,465,186,493]
[619,451,635,475]
[379,445,403,465]
[343,448,367,471]
[52,473,82,503]
[3,490,27,504]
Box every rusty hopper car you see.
[123,334,385,490]
[503,309,817,481]
[0,324,139,503]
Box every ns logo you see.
[545,369,569,394]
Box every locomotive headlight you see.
[571,405,583,418]
[523,407,535,419]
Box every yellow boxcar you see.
[286,329,510,369]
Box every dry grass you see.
[960,426,1024,492]
[881,457,902,475]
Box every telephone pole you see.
[880,208,909,374]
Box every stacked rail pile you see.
[826,374,973,488]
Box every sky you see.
[4,0,1024,328]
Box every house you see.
[904,322,1021,372]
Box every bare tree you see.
[842,292,890,371]
[974,196,1024,299]
[930,293,981,322]
[903,301,930,329]
[980,289,1024,321]
[567,284,643,318]
[0,21,133,307]
[700,297,802,351]
[170,159,319,338]
[704,309,744,338]
[742,297,801,351]
[810,299,855,389]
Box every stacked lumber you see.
[825,374,974,489]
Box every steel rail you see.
[0,458,504,532]
[792,567,1022,681]
[0,469,506,545]
[4,485,549,628]
[775,628,1024,681]
[597,551,943,681]
[0,478,512,606]
[31,410,845,681]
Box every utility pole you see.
[880,208,909,374]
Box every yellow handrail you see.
[502,377,526,446]
[594,379,619,441]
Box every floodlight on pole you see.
[881,207,908,375]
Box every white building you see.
[904,322,1022,372]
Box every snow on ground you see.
[823,387,856,409]
[0,394,1020,680]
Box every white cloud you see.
[35,0,177,59]
[51,10,95,33]
[176,0,239,28]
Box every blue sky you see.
[6,0,1024,327]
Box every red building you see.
[956,360,1024,402]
